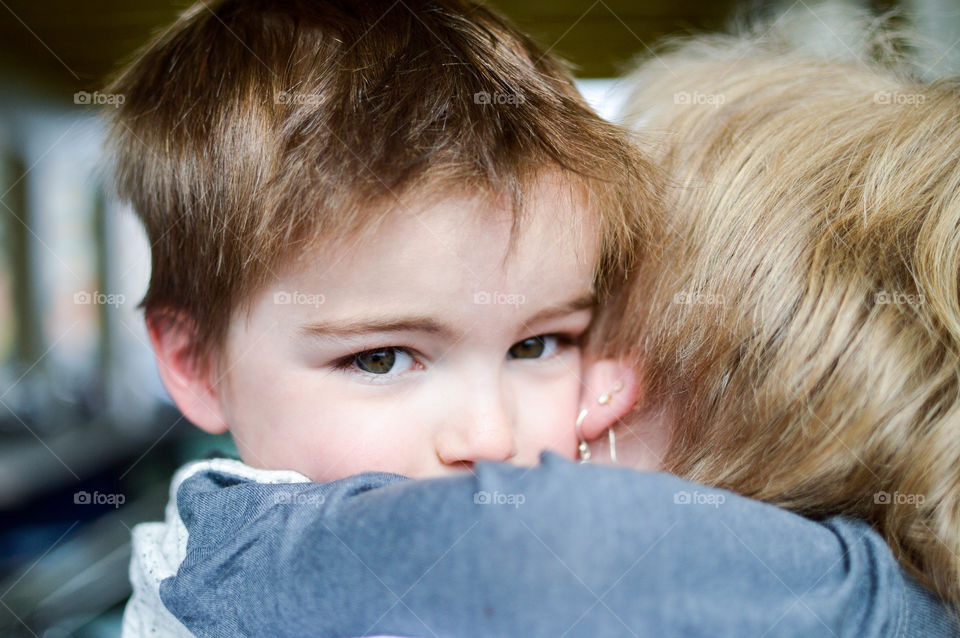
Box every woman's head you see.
[601,16,960,607]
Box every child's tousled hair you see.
[602,8,960,610]
[102,0,655,374]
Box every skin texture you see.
[148,178,646,480]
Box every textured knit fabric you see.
[127,452,960,637]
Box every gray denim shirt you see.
[152,452,958,637]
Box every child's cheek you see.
[516,376,581,462]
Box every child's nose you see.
[434,385,517,466]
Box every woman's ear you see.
[147,312,230,434]
[577,357,640,441]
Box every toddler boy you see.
[105,0,650,633]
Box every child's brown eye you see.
[508,336,550,359]
[333,347,418,378]
[354,348,398,374]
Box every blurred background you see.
[0,0,957,636]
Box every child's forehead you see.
[236,176,602,340]
[283,172,593,259]
[279,177,599,287]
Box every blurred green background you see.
[0,0,912,94]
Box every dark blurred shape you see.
[0,0,747,99]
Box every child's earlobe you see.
[147,312,230,435]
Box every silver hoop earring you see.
[576,408,591,463]
[580,379,624,464]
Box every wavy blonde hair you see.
[602,14,960,609]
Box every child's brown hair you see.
[103,0,655,375]
[604,14,960,610]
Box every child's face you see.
[216,179,597,480]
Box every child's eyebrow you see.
[298,316,456,340]
[296,293,596,340]
[522,292,596,325]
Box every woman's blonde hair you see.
[604,11,960,609]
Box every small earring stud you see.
[597,379,625,405]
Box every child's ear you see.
[147,312,229,434]
[577,357,640,441]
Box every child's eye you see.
[335,347,417,376]
[507,334,577,360]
